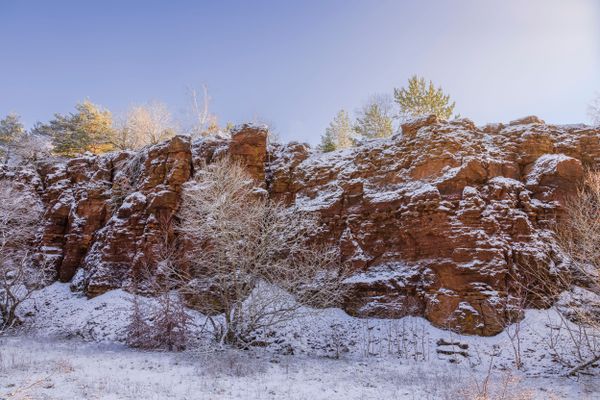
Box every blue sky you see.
[1,0,599,144]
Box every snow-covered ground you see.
[1,283,598,399]
[3,336,596,400]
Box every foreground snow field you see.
[0,283,598,399]
[1,336,598,400]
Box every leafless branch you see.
[175,158,347,346]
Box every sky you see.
[1,0,599,144]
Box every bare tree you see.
[114,101,177,149]
[553,171,600,374]
[0,183,51,332]
[176,158,346,346]
[14,133,52,163]
[556,172,600,290]
[508,172,600,375]
[589,93,600,126]
[187,85,220,138]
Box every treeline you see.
[319,75,456,152]
[1,76,457,162]
[0,87,225,161]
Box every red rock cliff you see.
[10,118,599,335]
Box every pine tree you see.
[354,101,393,139]
[319,129,336,152]
[319,110,353,152]
[394,75,456,120]
[35,100,115,157]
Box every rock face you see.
[32,125,269,297]
[81,136,193,296]
[268,118,598,335]
[8,118,600,336]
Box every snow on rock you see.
[20,283,134,342]
[1,118,597,337]
[269,119,598,335]
[525,154,580,186]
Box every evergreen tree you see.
[319,110,353,152]
[319,129,336,152]
[35,100,115,157]
[354,101,393,139]
[394,75,456,120]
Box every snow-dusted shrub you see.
[127,251,191,351]
[0,183,52,332]
[552,171,600,375]
[151,292,190,351]
[176,158,347,347]
[327,322,349,359]
[589,93,600,126]
[126,291,190,351]
[506,171,600,376]
[456,369,540,400]
[126,294,154,348]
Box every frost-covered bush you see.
[176,158,347,347]
[553,172,600,375]
[126,291,190,351]
[0,182,52,332]
[508,171,600,375]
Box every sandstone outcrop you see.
[31,125,269,297]
[5,118,598,335]
[268,117,598,335]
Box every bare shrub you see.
[589,93,600,126]
[0,183,52,333]
[457,368,538,400]
[556,172,600,288]
[126,259,191,351]
[552,171,600,374]
[506,256,600,375]
[125,214,192,351]
[505,172,600,375]
[176,158,347,347]
[494,285,528,370]
[125,293,153,349]
[126,289,191,351]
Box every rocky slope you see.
[4,117,599,335]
